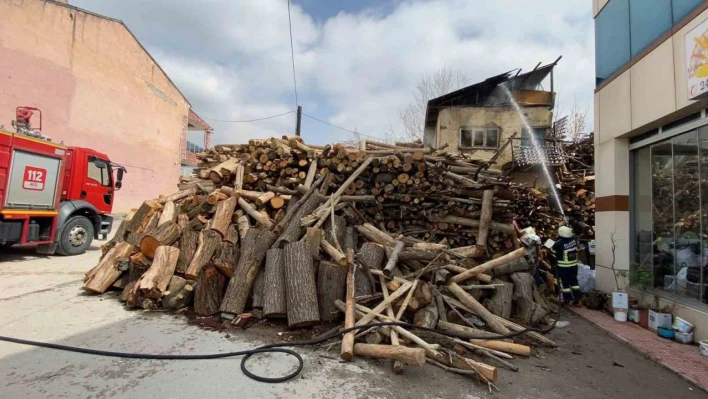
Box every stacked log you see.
[512,134,595,240]
[83,136,570,391]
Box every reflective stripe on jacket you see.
[552,236,578,268]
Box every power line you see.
[287,0,299,106]
[198,110,296,123]
[302,112,393,143]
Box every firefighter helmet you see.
[558,225,573,238]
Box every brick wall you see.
[0,0,190,212]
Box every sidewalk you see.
[572,306,708,392]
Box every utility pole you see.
[295,105,302,137]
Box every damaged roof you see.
[424,58,560,129]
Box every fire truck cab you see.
[0,107,124,255]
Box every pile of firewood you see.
[512,134,595,239]
[83,136,562,389]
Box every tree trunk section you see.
[237,197,272,228]
[175,227,199,275]
[437,320,501,339]
[84,242,134,294]
[510,272,542,324]
[237,215,250,240]
[102,211,133,255]
[263,248,287,318]
[252,269,265,309]
[317,261,348,322]
[224,224,239,246]
[185,229,221,280]
[353,344,425,366]
[324,215,346,248]
[358,242,384,271]
[447,282,510,334]
[484,278,514,319]
[212,244,237,278]
[383,241,405,276]
[220,228,277,316]
[341,262,356,361]
[125,212,159,247]
[413,302,439,329]
[343,226,358,253]
[140,221,180,259]
[194,264,226,315]
[125,200,162,233]
[468,339,531,357]
[134,246,179,299]
[492,257,530,277]
[163,276,195,309]
[305,227,322,259]
[157,201,177,227]
[448,247,526,284]
[320,239,347,266]
[476,189,494,248]
[283,240,320,328]
[211,195,238,237]
[128,252,152,283]
[274,192,325,247]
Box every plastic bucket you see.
[701,340,708,357]
[614,311,628,322]
[672,317,694,333]
[657,326,675,339]
[675,331,693,344]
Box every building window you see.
[520,126,548,147]
[629,0,672,58]
[632,127,708,304]
[460,128,500,149]
[595,0,706,86]
[186,141,204,154]
[595,0,631,84]
[673,0,705,24]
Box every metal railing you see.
[186,141,204,154]
[511,138,567,166]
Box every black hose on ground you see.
[0,312,562,383]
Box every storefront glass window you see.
[633,128,708,304]
[651,141,675,293]
[700,128,708,304]
[672,132,701,300]
[629,0,672,58]
[633,147,653,287]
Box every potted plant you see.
[608,234,630,321]
[629,266,652,328]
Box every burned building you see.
[424,60,564,184]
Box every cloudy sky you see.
[71,0,594,146]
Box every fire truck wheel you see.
[57,216,94,256]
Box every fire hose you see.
[0,314,562,384]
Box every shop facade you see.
[593,0,708,340]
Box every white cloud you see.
[72,0,595,145]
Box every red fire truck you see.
[0,107,125,255]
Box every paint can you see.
[700,340,708,357]
[672,317,694,333]
[614,311,628,322]
[674,331,693,344]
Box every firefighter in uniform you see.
[552,226,581,305]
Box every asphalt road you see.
[1,240,705,399]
